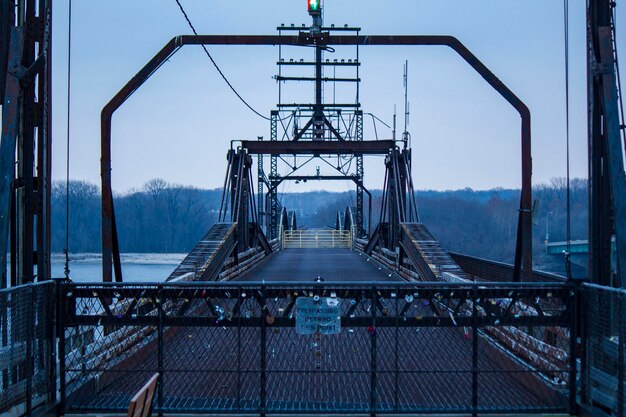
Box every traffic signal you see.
[308,0,321,16]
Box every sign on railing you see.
[295,296,341,334]
[282,229,352,249]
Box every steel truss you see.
[100,34,533,282]
[0,0,52,288]
[587,0,626,287]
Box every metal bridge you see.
[1,1,626,417]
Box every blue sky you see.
[49,0,625,193]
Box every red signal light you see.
[308,0,321,15]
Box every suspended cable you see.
[173,0,270,121]
[564,0,572,279]
[64,0,72,280]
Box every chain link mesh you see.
[59,282,574,414]
[581,284,625,417]
[0,282,56,415]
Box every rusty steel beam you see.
[101,34,532,282]
[0,28,23,288]
[240,140,395,155]
[0,0,12,103]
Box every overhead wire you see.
[64,0,72,280]
[173,0,271,121]
[564,0,572,279]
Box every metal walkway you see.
[166,223,237,282]
[400,223,470,282]
[235,248,401,282]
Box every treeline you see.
[52,178,588,273]
[52,179,221,253]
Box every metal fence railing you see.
[58,281,576,415]
[9,277,626,417]
[581,283,626,417]
[282,230,352,249]
[0,281,56,416]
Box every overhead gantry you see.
[99,31,534,283]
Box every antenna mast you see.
[403,60,410,149]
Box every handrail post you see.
[49,282,57,414]
[26,285,33,417]
[579,286,588,406]
[58,283,66,415]
[471,287,478,416]
[394,285,399,411]
[618,291,625,417]
[568,283,579,415]
[157,285,164,416]
[237,291,242,411]
[370,286,377,417]
[260,286,267,417]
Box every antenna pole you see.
[403,60,410,149]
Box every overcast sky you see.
[47,0,626,194]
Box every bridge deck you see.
[236,248,401,282]
[63,250,568,413]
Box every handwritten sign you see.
[295,297,341,335]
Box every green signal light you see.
[308,0,320,13]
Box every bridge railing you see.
[57,281,576,415]
[282,229,352,249]
[449,252,567,283]
[0,281,56,417]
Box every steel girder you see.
[100,34,532,282]
[587,0,626,287]
[0,0,51,288]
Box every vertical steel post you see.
[19,0,36,285]
[580,287,588,405]
[568,285,579,415]
[37,0,52,283]
[260,287,267,416]
[618,292,625,417]
[26,285,34,417]
[394,286,399,411]
[58,284,66,415]
[0,28,23,288]
[237,292,242,410]
[472,288,478,416]
[49,282,58,410]
[587,0,626,287]
[257,138,264,232]
[596,27,626,287]
[157,286,164,415]
[370,286,377,417]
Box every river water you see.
[50,253,186,282]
